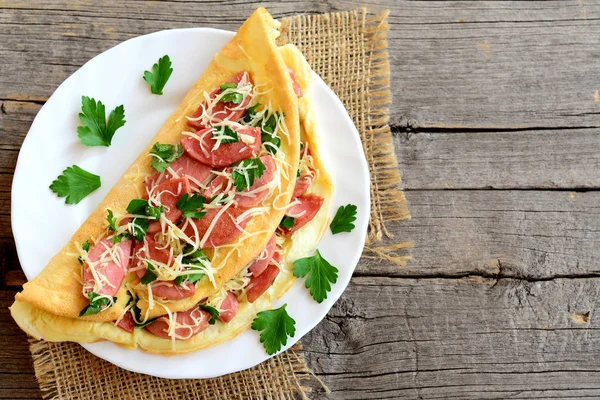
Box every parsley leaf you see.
[243,103,261,124]
[141,262,157,285]
[251,304,296,355]
[149,143,184,172]
[136,317,157,329]
[143,55,173,95]
[280,216,295,229]
[260,112,281,154]
[146,205,164,220]
[177,194,207,219]
[176,247,208,285]
[78,240,91,265]
[293,250,339,303]
[77,96,125,147]
[220,83,237,90]
[79,292,116,317]
[200,305,219,325]
[126,199,148,214]
[50,165,101,204]
[107,209,118,232]
[219,89,243,104]
[329,204,358,234]
[130,218,149,241]
[232,158,266,191]
[212,126,239,144]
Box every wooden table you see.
[2,1,600,398]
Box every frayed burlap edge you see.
[30,339,324,400]
[28,8,410,400]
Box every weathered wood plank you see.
[357,190,600,279]
[2,1,600,129]
[396,128,600,190]
[0,291,40,399]
[303,276,600,399]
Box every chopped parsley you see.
[232,157,266,191]
[149,142,184,172]
[49,165,101,204]
[293,250,339,303]
[200,304,220,325]
[219,90,243,104]
[212,126,239,144]
[79,292,116,317]
[243,103,261,124]
[251,304,296,355]
[106,209,118,232]
[140,262,158,285]
[176,247,208,285]
[78,240,90,265]
[220,83,237,90]
[143,55,173,95]
[329,204,358,234]
[177,194,207,219]
[260,112,281,154]
[77,96,126,147]
[279,216,295,229]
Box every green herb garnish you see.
[79,292,116,317]
[143,55,173,95]
[77,96,126,147]
[251,304,296,355]
[279,216,295,229]
[50,165,101,204]
[293,250,339,303]
[149,142,184,172]
[141,262,158,285]
[232,158,266,191]
[177,193,207,219]
[329,204,358,234]
[200,304,220,325]
[212,126,239,144]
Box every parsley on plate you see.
[49,165,101,204]
[251,304,296,355]
[293,250,339,303]
[77,96,126,147]
[329,204,358,234]
[143,55,173,95]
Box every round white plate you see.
[12,28,370,379]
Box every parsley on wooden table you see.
[232,157,266,191]
[143,55,173,95]
[77,96,126,147]
[49,165,101,204]
[330,204,358,234]
[251,304,296,355]
[293,249,339,303]
[149,142,183,172]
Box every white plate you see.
[12,28,370,379]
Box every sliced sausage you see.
[133,236,172,279]
[181,206,250,248]
[204,155,277,208]
[288,68,303,98]
[116,311,135,333]
[293,174,313,198]
[181,126,261,168]
[248,234,277,277]
[187,71,253,130]
[145,154,212,193]
[147,177,192,234]
[218,292,240,323]
[83,237,133,297]
[279,193,324,236]
[246,263,280,303]
[145,307,211,340]
[150,280,195,300]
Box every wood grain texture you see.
[2,1,600,399]
[302,276,600,399]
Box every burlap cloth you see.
[28,9,411,399]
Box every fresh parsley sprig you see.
[79,292,116,317]
[219,83,243,104]
[149,142,183,172]
[50,165,101,204]
[279,216,295,229]
[212,126,239,144]
[177,193,207,219]
[123,198,163,241]
[330,204,358,234]
[77,240,91,265]
[140,262,158,285]
[293,250,339,303]
[176,247,208,285]
[143,55,173,95]
[251,304,296,355]
[232,157,266,191]
[77,96,126,147]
